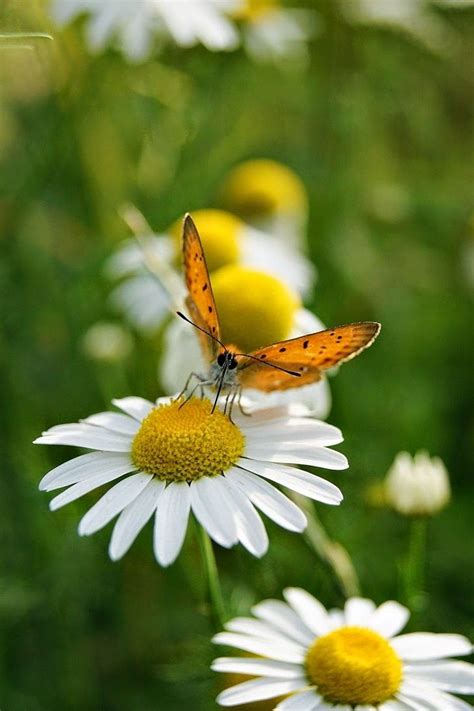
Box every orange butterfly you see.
[178,214,381,410]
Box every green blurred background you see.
[1,1,473,709]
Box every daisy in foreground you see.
[213,589,474,710]
[35,396,346,564]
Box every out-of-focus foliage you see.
[0,1,473,709]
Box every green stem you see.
[402,517,427,612]
[197,526,226,629]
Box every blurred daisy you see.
[221,159,309,250]
[213,588,474,709]
[107,207,316,333]
[81,321,133,363]
[160,266,331,419]
[385,451,451,517]
[51,0,240,62]
[35,396,346,565]
[232,0,318,65]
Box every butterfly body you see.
[180,214,381,406]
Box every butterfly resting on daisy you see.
[178,214,381,415]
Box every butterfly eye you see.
[217,353,226,367]
[229,358,238,370]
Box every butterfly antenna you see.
[211,366,228,414]
[236,352,301,378]
[176,311,227,350]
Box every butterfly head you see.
[216,349,239,371]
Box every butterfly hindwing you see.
[238,322,381,392]
[183,214,220,361]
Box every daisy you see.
[213,588,474,709]
[51,0,240,62]
[159,267,331,419]
[384,451,450,517]
[35,395,346,565]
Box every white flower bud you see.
[82,322,133,363]
[385,451,450,517]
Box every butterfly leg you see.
[236,386,252,417]
[178,373,212,408]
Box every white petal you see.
[78,473,152,536]
[369,600,410,637]
[400,678,473,710]
[229,468,307,532]
[216,677,307,706]
[245,420,342,446]
[40,452,134,491]
[343,597,376,627]
[233,405,297,429]
[252,600,314,646]
[380,700,416,711]
[405,661,474,694]
[82,412,140,435]
[212,631,306,664]
[225,617,293,644]
[222,477,268,557]
[211,657,303,679]
[275,689,322,710]
[153,482,191,566]
[35,425,132,452]
[392,633,472,661]
[49,467,134,510]
[109,478,164,560]
[239,459,343,505]
[283,588,332,636]
[244,445,348,470]
[112,396,154,420]
[190,476,238,548]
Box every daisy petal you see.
[40,452,134,491]
[78,472,152,536]
[401,678,473,710]
[153,482,191,566]
[405,661,474,694]
[190,476,238,548]
[223,477,268,557]
[246,420,342,446]
[369,601,410,637]
[212,631,306,664]
[82,412,140,435]
[380,700,418,711]
[252,599,314,646]
[392,633,472,661]
[344,597,377,627]
[49,470,131,510]
[225,617,293,644]
[35,425,132,452]
[244,444,348,470]
[112,396,154,420]
[283,587,332,636]
[274,690,322,710]
[230,468,307,532]
[216,677,307,706]
[109,478,164,560]
[211,657,303,679]
[239,459,342,505]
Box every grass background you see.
[1,1,473,709]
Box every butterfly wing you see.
[182,214,221,362]
[238,322,381,392]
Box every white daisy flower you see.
[35,395,346,565]
[159,268,331,419]
[51,0,240,62]
[107,208,316,333]
[213,588,474,709]
[385,451,451,517]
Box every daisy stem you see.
[197,526,226,629]
[402,517,427,612]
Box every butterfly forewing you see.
[183,214,221,361]
[238,322,381,392]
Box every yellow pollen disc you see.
[232,0,279,22]
[211,265,300,354]
[131,398,245,482]
[170,209,241,273]
[306,626,403,706]
[222,159,308,217]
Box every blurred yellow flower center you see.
[222,159,308,217]
[131,398,245,482]
[212,266,300,353]
[170,209,241,273]
[233,0,279,21]
[306,627,402,705]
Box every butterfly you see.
[177,214,381,411]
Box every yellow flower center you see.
[212,266,300,353]
[222,159,308,217]
[170,209,241,273]
[131,398,245,482]
[306,627,403,706]
[232,0,279,21]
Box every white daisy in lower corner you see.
[35,396,346,565]
[213,590,474,710]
